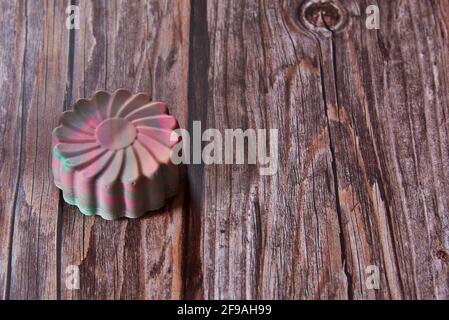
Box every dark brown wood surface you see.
[0,0,448,299]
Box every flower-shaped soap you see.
[52,89,180,220]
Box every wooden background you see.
[1,0,448,299]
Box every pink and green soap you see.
[52,89,180,220]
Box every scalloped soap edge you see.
[56,182,178,220]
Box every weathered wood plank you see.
[59,0,190,299]
[0,0,27,299]
[184,0,449,299]
[0,0,71,299]
[320,0,449,299]
[186,0,348,299]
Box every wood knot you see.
[299,0,348,33]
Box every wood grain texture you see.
[0,0,27,299]
[186,0,348,299]
[311,0,449,299]
[0,0,448,300]
[0,0,70,299]
[184,0,449,299]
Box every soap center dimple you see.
[96,118,137,150]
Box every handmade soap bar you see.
[52,89,180,220]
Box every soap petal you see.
[53,125,96,143]
[136,133,171,164]
[92,91,111,121]
[132,114,178,130]
[132,140,159,178]
[136,126,180,147]
[99,149,125,184]
[60,111,95,135]
[107,89,132,117]
[74,98,102,127]
[54,142,100,159]
[116,93,150,118]
[81,150,115,179]
[124,102,168,121]
[63,148,108,170]
[121,146,140,183]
